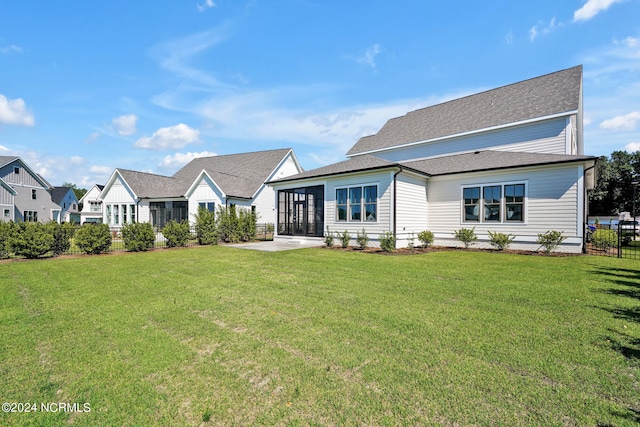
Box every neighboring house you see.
[78,184,105,224]
[51,186,80,223]
[268,66,597,253]
[99,148,302,229]
[0,156,59,223]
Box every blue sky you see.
[1,0,639,187]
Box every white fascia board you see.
[184,169,227,199]
[99,169,139,201]
[348,111,580,158]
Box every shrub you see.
[162,220,191,248]
[340,230,351,248]
[0,221,18,259]
[74,223,112,254]
[9,222,54,259]
[591,229,617,251]
[488,231,515,251]
[356,228,369,250]
[122,222,155,252]
[417,230,434,248]
[47,221,75,256]
[454,227,477,248]
[194,207,219,245]
[536,230,566,254]
[379,231,396,253]
[218,205,240,243]
[238,208,257,242]
[324,227,335,248]
[265,223,275,234]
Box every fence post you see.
[618,223,622,259]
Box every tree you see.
[588,150,640,216]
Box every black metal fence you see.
[584,223,640,260]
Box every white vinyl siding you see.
[395,172,428,244]
[372,118,569,163]
[323,171,393,242]
[187,174,225,225]
[427,164,581,244]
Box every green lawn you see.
[0,247,638,426]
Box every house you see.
[99,148,302,228]
[51,186,80,223]
[268,66,597,253]
[78,184,105,224]
[0,156,59,223]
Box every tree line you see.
[589,150,640,217]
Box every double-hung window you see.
[462,182,525,223]
[336,185,377,222]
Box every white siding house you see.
[269,66,597,253]
[99,149,302,229]
[78,184,105,224]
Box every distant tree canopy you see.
[588,150,640,217]
[61,182,88,201]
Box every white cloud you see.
[529,17,562,42]
[197,0,216,12]
[159,151,217,170]
[0,94,35,127]
[356,44,381,69]
[134,124,200,150]
[505,30,514,46]
[624,142,640,152]
[112,114,138,136]
[600,111,640,131]
[84,132,100,143]
[1,44,22,54]
[574,0,621,22]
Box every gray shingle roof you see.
[347,66,583,156]
[117,169,183,198]
[270,150,596,184]
[173,148,293,199]
[402,150,596,176]
[269,155,395,183]
[117,148,293,199]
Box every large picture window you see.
[462,182,526,223]
[336,185,377,222]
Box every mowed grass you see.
[0,247,638,426]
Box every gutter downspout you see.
[393,167,403,241]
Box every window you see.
[463,187,480,222]
[14,166,19,174]
[106,205,112,224]
[32,189,37,200]
[483,186,501,222]
[122,205,127,223]
[198,202,215,212]
[505,184,525,221]
[336,185,377,222]
[130,204,136,223]
[24,211,38,222]
[336,189,347,221]
[114,204,119,225]
[3,209,10,218]
[462,183,526,223]
[349,187,362,221]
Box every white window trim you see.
[460,180,528,225]
[335,183,379,223]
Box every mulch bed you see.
[323,245,578,257]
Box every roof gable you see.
[174,148,294,199]
[51,187,78,205]
[347,66,582,156]
[0,156,53,189]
